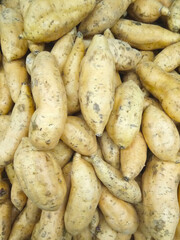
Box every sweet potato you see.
[90,209,100,236]
[95,212,117,240]
[104,28,115,39]
[79,0,136,36]
[0,200,12,240]
[143,97,162,111]
[61,116,97,156]
[25,52,35,75]
[142,105,180,162]
[134,202,154,240]
[11,175,27,211]
[48,141,73,168]
[31,162,72,240]
[64,153,101,235]
[116,233,132,240]
[85,155,142,204]
[154,42,180,72]
[51,28,77,73]
[1,0,20,10]
[157,0,174,7]
[128,0,170,23]
[111,19,180,50]
[5,162,27,211]
[8,199,41,240]
[3,57,28,103]
[167,0,180,32]
[28,41,45,55]
[1,7,28,61]
[120,132,147,180]
[136,61,180,122]
[29,51,67,150]
[174,187,180,240]
[22,0,96,42]
[79,34,115,136]
[142,156,180,240]
[20,0,45,54]
[62,32,85,114]
[0,179,9,204]
[106,80,144,149]
[73,227,92,240]
[14,137,67,211]
[99,131,120,169]
[0,66,13,114]
[0,84,34,167]
[107,38,142,71]
[19,0,32,18]
[99,186,139,234]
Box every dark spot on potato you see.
[18,104,25,112]
[32,121,39,131]
[95,226,101,233]
[0,188,6,197]
[154,219,165,232]
[46,140,51,145]
[123,176,129,182]
[152,164,158,176]
[93,103,100,113]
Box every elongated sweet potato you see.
[111,19,180,50]
[29,51,67,150]
[79,34,115,136]
[22,0,96,42]
[14,137,67,211]
[79,0,136,36]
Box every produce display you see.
[0,0,180,240]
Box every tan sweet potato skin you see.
[64,153,102,235]
[11,175,27,211]
[136,61,180,122]
[47,141,73,168]
[99,131,120,169]
[31,163,72,240]
[61,116,97,156]
[120,132,147,180]
[1,7,28,61]
[167,0,180,32]
[79,35,115,136]
[51,28,77,73]
[106,80,144,149]
[128,0,170,23]
[154,42,180,72]
[142,156,180,240]
[23,0,96,42]
[107,38,142,71]
[62,32,85,114]
[79,0,135,36]
[8,199,41,240]
[3,57,28,103]
[99,186,139,234]
[0,84,34,167]
[142,105,180,162]
[95,212,117,240]
[85,155,142,204]
[29,51,67,150]
[0,200,12,240]
[0,66,13,114]
[14,137,67,211]
[111,19,180,50]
